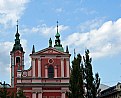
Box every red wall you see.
[41,58,61,78]
[43,92,61,98]
[14,50,23,87]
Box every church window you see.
[48,65,54,79]
[16,57,20,64]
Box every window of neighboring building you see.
[16,57,20,63]
[48,65,54,79]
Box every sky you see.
[0,0,121,87]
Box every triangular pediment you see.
[33,47,67,55]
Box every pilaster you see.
[38,58,41,77]
[66,58,70,77]
[54,65,57,78]
[45,65,48,78]
[32,59,35,77]
[32,93,36,98]
[38,92,42,98]
[61,58,64,77]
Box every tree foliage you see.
[67,49,100,98]
[0,81,26,98]
[16,89,26,98]
[0,81,11,98]
[67,54,84,98]
[83,49,100,98]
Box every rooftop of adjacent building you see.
[99,84,110,91]
[99,82,121,97]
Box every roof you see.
[30,47,70,56]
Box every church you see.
[10,22,71,98]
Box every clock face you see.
[48,59,54,64]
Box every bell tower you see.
[10,21,25,87]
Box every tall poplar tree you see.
[83,49,100,98]
[67,54,84,98]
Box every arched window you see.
[16,57,20,64]
[48,65,54,79]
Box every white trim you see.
[32,93,36,98]
[11,65,14,87]
[54,66,57,78]
[66,59,69,77]
[45,65,48,78]
[38,93,42,98]
[61,59,64,77]
[61,92,65,98]
[32,59,35,77]
[38,59,41,77]
[31,55,70,59]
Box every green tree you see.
[0,81,11,98]
[83,49,100,98]
[67,54,84,98]
[16,89,26,98]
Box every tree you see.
[67,54,84,98]
[0,81,10,98]
[83,49,100,98]
[16,89,26,98]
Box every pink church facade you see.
[10,22,71,98]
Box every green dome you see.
[55,46,64,52]
[55,32,60,37]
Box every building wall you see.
[15,48,70,98]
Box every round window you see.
[48,59,54,64]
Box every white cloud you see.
[63,18,121,59]
[79,17,106,32]
[21,24,69,36]
[55,8,63,13]
[0,0,30,28]
[74,7,97,15]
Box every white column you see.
[45,65,48,78]
[38,59,41,77]
[32,93,36,98]
[61,92,65,98]
[66,59,70,77]
[32,59,35,77]
[61,58,64,77]
[54,65,57,78]
[38,93,42,98]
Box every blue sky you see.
[0,0,121,87]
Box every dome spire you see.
[17,20,18,33]
[66,45,69,53]
[15,20,20,39]
[32,45,35,54]
[54,21,64,52]
[55,21,60,37]
[57,21,59,33]
[11,20,23,52]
